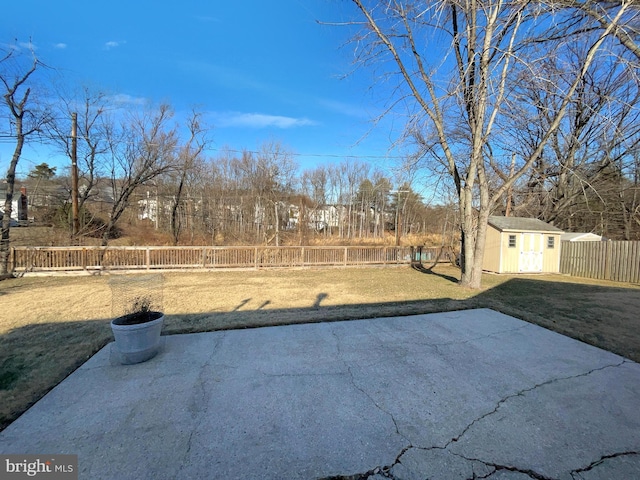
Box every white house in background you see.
[561,232,606,242]
[280,204,345,231]
[138,194,160,222]
[138,195,185,224]
[0,186,28,225]
[0,209,19,226]
[308,205,345,231]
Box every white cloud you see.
[105,40,126,50]
[0,41,37,52]
[215,112,317,129]
[54,43,67,49]
[319,98,368,119]
[109,93,148,106]
[18,41,37,51]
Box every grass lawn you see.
[1,264,639,431]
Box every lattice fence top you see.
[109,273,164,317]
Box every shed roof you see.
[561,232,605,242]
[488,216,563,233]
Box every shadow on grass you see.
[0,318,113,431]
[411,263,459,283]
[1,275,639,432]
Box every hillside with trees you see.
[10,153,456,248]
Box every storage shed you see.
[483,216,564,274]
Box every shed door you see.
[518,233,543,272]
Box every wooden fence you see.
[9,245,452,274]
[560,240,640,284]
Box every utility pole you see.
[71,112,80,238]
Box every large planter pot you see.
[110,311,164,365]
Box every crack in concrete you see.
[446,359,628,448]
[315,467,395,479]
[317,445,498,480]
[569,451,640,478]
[188,333,225,416]
[428,360,633,480]
[363,323,533,373]
[482,465,552,480]
[426,323,531,351]
[256,369,349,378]
[451,452,556,480]
[320,327,415,480]
[178,333,226,474]
[318,327,633,480]
[315,445,413,480]
[330,327,410,443]
[470,467,498,480]
[366,323,532,363]
[315,356,632,480]
[346,365,403,438]
[328,320,529,371]
[182,430,196,463]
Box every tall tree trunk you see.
[458,186,475,287]
[0,132,25,275]
[274,201,280,247]
[171,172,186,245]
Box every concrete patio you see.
[1,308,639,479]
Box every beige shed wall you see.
[482,225,502,272]
[500,232,520,273]
[542,233,562,272]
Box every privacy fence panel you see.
[10,245,435,274]
[560,241,640,284]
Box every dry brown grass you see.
[9,225,445,249]
[1,265,639,432]
[305,232,444,247]
[8,226,72,247]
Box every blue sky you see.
[1,0,403,177]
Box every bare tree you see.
[354,172,392,238]
[0,44,51,275]
[26,162,56,210]
[552,1,640,61]
[255,141,298,246]
[301,165,331,239]
[168,110,209,245]
[327,164,347,238]
[508,48,640,225]
[190,153,228,243]
[348,0,632,288]
[49,87,112,212]
[102,104,177,245]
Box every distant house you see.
[483,216,564,274]
[308,205,345,231]
[138,194,161,223]
[561,232,606,242]
[0,211,19,227]
[0,185,28,225]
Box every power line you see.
[0,135,408,161]
[206,146,407,161]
